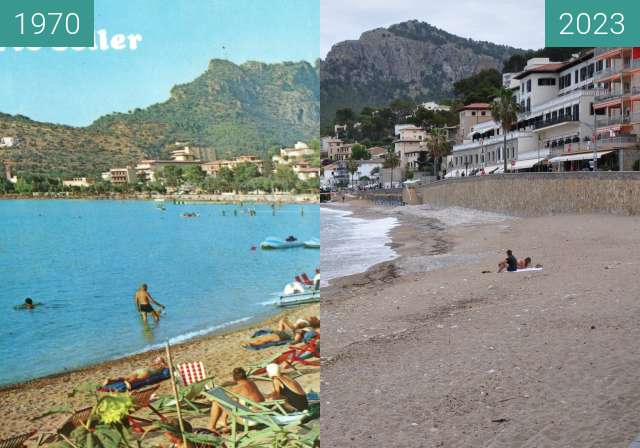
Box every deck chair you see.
[127,385,168,435]
[0,431,36,448]
[204,387,307,448]
[153,362,214,415]
[300,273,314,286]
[248,337,320,378]
[38,406,94,445]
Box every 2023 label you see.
[546,0,640,47]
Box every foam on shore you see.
[321,206,399,286]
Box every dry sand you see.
[321,200,640,447]
[0,304,319,439]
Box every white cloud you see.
[321,0,545,58]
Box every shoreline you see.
[0,302,319,437]
[0,193,319,204]
[0,306,293,392]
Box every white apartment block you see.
[394,125,427,171]
[446,49,640,177]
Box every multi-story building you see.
[394,125,427,171]
[171,142,216,162]
[591,47,640,170]
[447,50,640,177]
[105,167,136,184]
[135,160,202,182]
[273,142,316,164]
[418,101,451,112]
[63,177,95,188]
[456,103,492,144]
[201,155,264,177]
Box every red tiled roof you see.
[513,62,567,79]
[462,103,491,110]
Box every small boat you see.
[260,237,305,250]
[277,282,320,307]
[304,238,320,249]
[181,212,199,218]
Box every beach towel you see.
[251,329,273,338]
[506,267,544,273]
[99,368,171,392]
[242,339,291,351]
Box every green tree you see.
[161,166,183,187]
[428,128,452,178]
[346,159,359,187]
[183,165,206,186]
[274,165,297,192]
[383,150,400,188]
[490,88,520,173]
[14,178,33,194]
[454,69,502,105]
[350,144,370,161]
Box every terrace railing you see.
[595,115,631,128]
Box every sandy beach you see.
[321,199,640,447]
[0,304,319,439]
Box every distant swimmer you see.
[15,298,40,310]
[135,284,165,322]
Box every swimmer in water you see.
[15,298,40,310]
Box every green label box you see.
[546,0,640,47]
[0,0,94,47]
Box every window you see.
[574,70,578,83]
[481,111,486,116]
[580,67,587,81]
[472,111,476,116]
[566,106,572,117]
[526,98,531,112]
[552,111,558,121]
[596,60,604,71]
[590,102,594,116]
[527,79,532,92]
[538,78,556,86]
[588,64,594,78]
[475,154,478,164]
[559,76,565,89]
[573,104,579,120]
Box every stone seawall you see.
[405,173,640,216]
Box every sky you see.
[321,0,545,57]
[0,0,319,126]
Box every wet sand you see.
[321,199,640,447]
[0,304,318,439]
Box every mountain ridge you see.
[321,20,525,128]
[0,59,319,176]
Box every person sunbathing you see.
[278,317,320,343]
[104,356,168,388]
[240,331,292,348]
[518,257,532,269]
[209,367,265,432]
[266,363,309,412]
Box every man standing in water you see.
[135,284,165,322]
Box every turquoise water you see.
[0,200,319,386]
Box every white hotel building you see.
[446,50,640,177]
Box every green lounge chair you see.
[203,387,307,447]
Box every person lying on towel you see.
[278,316,320,343]
[240,330,292,348]
[209,367,265,432]
[103,356,168,389]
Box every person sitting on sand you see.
[15,297,40,310]
[104,356,168,388]
[497,249,518,273]
[266,363,309,412]
[209,367,265,432]
[135,283,165,322]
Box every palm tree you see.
[383,149,400,188]
[346,159,358,188]
[428,128,452,179]
[491,88,520,173]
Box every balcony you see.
[532,115,578,130]
[630,112,640,123]
[595,115,631,128]
[596,134,638,148]
[595,63,630,81]
[595,87,631,102]
[594,47,623,58]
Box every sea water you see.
[0,200,319,386]
[320,206,398,287]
